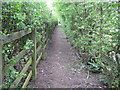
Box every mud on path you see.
[29,25,102,88]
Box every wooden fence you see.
[0,28,48,88]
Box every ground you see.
[29,25,103,88]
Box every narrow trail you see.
[29,25,102,88]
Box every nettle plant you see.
[54,1,119,88]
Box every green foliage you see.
[24,40,34,50]
[88,62,103,73]
[54,1,119,88]
[99,77,109,86]
[2,1,57,88]
[4,66,19,88]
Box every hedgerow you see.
[54,1,120,88]
[1,1,57,88]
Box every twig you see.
[87,71,89,79]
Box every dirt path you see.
[29,25,102,88]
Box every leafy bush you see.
[54,1,119,88]
[2,1,57,88]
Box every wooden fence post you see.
[0,37,3,89]
[32,29,37,81]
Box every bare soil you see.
[29,25,103,88]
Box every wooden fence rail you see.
[0,28,48,88]
[1,30,32,44]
